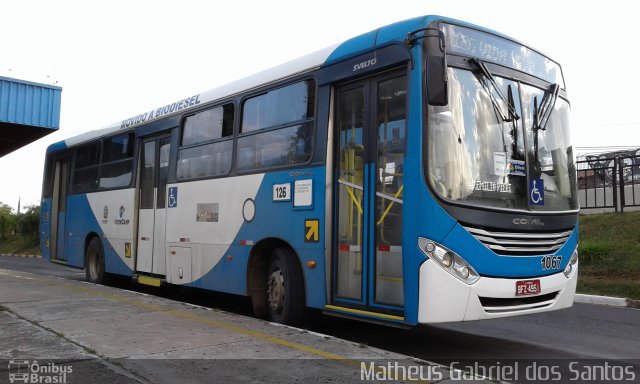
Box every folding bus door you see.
[136,134,171,275]
[51,158,71,262]
[332,70,407,317]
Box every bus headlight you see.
[418,237,480,285]
[564,247,578,278]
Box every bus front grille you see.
[462,225,574,256]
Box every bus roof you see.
[50,15,551,152]
[51,15,438,152]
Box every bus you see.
[40,15,579,326]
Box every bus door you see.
[51,157,71,262]
[136,134,171,275]
[332,70,407,315]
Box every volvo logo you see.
[513,218,545,226]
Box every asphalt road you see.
[2,255,639,377]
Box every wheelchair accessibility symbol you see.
[529,179,544,205]
[168,187,178,208]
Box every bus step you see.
[323,305,410,329]
[135,275,165,287]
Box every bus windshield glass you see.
[427,67,578,212]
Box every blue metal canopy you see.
[0,76,62,157]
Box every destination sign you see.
[442,23,565,88]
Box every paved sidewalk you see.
[0,267,490,383]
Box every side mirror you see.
[425,29,448,106]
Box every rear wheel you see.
[266,247,305,326]
[85,237,105,284]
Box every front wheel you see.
[85,237,105,284]
[266,248,305,326]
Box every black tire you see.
[85,237,105,284]
[266,247,305,326]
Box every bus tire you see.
[85,237,105,284]
[266,247,305,326]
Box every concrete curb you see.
[0,253,42,259]
[575,293,640,309]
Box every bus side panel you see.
[168,167,327,309]
[237,168,326,309]
[64,193,133,276]
[165,174,265,291]
[218,168,327,309]
[86,189,136,275]
[39,197,53,260]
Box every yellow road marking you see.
[0,271,354,363]
[0,270,435,382]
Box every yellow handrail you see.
[345,184,363,215]
[376,184,404,226]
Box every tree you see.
[16,204,40,245]
[0,204,16,241]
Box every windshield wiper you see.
[533,83,560,132]
[532,83,560,176]
[470,58,520,122]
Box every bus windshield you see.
[427,67,578,212]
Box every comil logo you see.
[8,360,72,383]
[512,218,545,226]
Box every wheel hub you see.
[267,269,284,314]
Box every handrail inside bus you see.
[376,184,404,226]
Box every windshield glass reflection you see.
[427,67,577,212]
[521,84,578,211]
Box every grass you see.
[578,211,640,299]
[0,236,40,256]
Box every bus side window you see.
[72,142,101,193]
[99,132,134,189]
[237,79,315,172]
[177,104,234,180]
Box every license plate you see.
[516,279,541,296]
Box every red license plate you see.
[516,279,541,296]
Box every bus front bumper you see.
[417,259,578,323]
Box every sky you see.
[1,0,639,210]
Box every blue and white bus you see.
[40,15,579,326]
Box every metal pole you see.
[618,157,625,213]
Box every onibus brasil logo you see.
[8,360,72,383]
